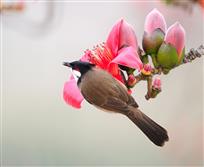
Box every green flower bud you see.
[157,43,185,73]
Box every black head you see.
[63,61,95,76]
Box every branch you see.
[126,44,203,100]
[183,44,204,64]
[145,76,153,100]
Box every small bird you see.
[63,61,169,146]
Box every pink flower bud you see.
[165,22,185,58]
[153,77,161,90]
[144,8,167,34]
[127,74,137,87]
[141,64,152,75]
[144,64,152,72]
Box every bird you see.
[63,61,169,146]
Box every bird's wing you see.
[100,96,130,113]
[80,68,138,113]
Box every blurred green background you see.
[1,1,203,166]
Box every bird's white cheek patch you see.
[71,69,81,82]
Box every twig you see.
[125,44,203,100]
[183,44,204,63]
[152,68,162,75]
[145,76,153,100]
[135,73,145,82]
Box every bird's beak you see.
[63,62,71,67]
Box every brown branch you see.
[126,44,203,100]
[135,73,145,82]
[151,68,162,75]
[145,76,153,100]
[183,44,204,64]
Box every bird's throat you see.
[71,69,81,82]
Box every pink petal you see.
[119,20,138,49]
[109,46,143,70]
[63,76,84,109]
[165,22,185,57]
[144,8,167,34]
[107,63,125,83]
[106,19,138,56]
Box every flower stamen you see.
[85,43,114,69]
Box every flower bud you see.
[142,9,167,54]
[152,77,161,90]
[157,22,185,73]
[150,77,162,98]
[127,74,137,88]
[144,9,167,34]
[164,22,185,60]
[141,64,152,76]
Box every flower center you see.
[84,43,113,69]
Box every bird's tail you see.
[125,107,169,146]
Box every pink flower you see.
[144,8,167,34]
[63,19,143,108]
[164,22,185,59]
[153,77,161,90]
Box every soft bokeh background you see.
[1,1,203,166]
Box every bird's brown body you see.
[79,68,138,112]
[79,68,169,146]
[63,61,169,146]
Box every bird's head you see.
[63,61,95,76]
